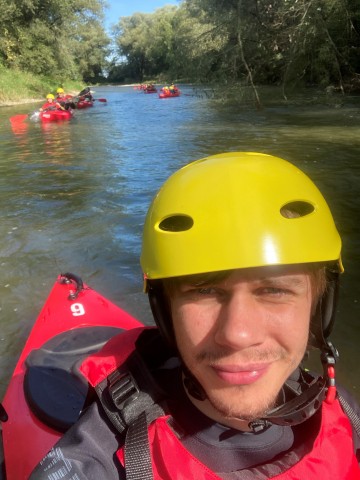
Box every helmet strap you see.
[309,268,339,404]
[321,340,339,404]
[182,364,207,401]
[309,269,339,350]
[249,368,327,431]
[147,280,177,352]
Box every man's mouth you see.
[212,363,271,385]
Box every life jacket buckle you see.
[108,370,140,410]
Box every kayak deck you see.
[1,273,143,479]
[39,110,73,122]
[159,91,180,98]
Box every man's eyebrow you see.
[258,276,307,287]
[184,275,307,288]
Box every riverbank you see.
[0,98,43,108]
[0,84,152,107]
[0,67,83,108]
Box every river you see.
[0,85,359,401]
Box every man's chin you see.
[206,387,278,423]
[211,402,273,423]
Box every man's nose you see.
[214,294,267,350]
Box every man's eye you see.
[197,287,216,295]
[258,287,289,296]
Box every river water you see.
[0,85,359,401]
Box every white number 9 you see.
[71,303,85,316]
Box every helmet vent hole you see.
[159,215,194,232]
[280,201,314,218]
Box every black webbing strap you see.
[338,393,360,438]
[93,332,171,479]
[93,330,173,479]
[95,348,166,430]
[124,411,154,480]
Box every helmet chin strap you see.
[308,268,340,406]
[250,342,339,432]
[181,343,339,433]
[320,340,339,404]
[182,363,334,433]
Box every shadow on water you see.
[0,85,359,401]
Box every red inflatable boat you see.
[159,89,181,98]
[76,99,94,109]
[38,109,73,122]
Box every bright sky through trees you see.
[104,0,178,29]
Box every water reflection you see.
[0,87,359,401]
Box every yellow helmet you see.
[141,152,342,282]
[46,93,55,100]
[56,87,64,94]
[142,153,344,415]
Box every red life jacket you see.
[41,101,61,110]
[80,328,360,480]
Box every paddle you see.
[75,96,106,103]
[10,103,67,125]
[9,110,41,132]
[9,114,29,125]
[77,86,107,103]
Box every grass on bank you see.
[0,67,83,105]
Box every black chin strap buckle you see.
[248,419,270,433]
[321,341,338,404]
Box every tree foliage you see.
[1,0,359,92]
[112,6,177,82]
[0,0,109,81]
[109,0,360,94]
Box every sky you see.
[104,0,179,30]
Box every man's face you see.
[169,266,313,426]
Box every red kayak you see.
[76,100,93,109]
[1,273,143,479]
[39,110,73,122]
[159,89,181,98]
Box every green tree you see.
[169,3,227,82]
[0,0,110,81]
[181,0,360,91]
[112,7,178,82]
[112,13,151,81]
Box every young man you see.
[30,152,360,479]
[56,87,74,109]
[39,93,63,112]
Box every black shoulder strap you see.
[124,411,154,480]
[95,349,166,433]
[94,330,171,479]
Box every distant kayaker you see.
[78,86,94,103]
[169,82,178,93]
[39,93,64,112]
[56,87,74,110]
[145,83,156,92]
[30,152,360,479]
[56,87,66,99]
